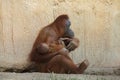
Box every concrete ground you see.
[0,68,120,80]
[0,72,120,80]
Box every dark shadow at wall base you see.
[2,68,120,76]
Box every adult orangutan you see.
[29,14,89,74]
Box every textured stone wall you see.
[0,0,120,70]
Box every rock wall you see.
[0,0,120,69]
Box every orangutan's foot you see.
[78,59,89,74]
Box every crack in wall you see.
[0,0,5,54]
[53,9,56,20]
[10,0,16,54]
[52,0,56,20]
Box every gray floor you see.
[0,72,120,80]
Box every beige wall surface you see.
[0,0,120,69]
